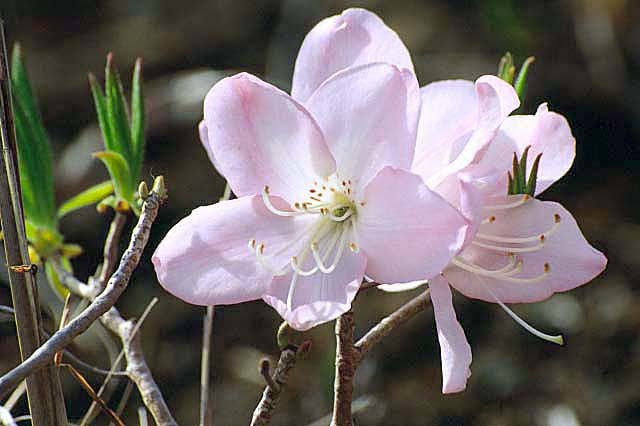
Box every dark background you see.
[0,0,638,425]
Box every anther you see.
[544,263,550,273]
[489,216,496,223]
[264,185,270,194]
[554,213,561,223]
[258,243,265,255]
[349,242,359,252]
[309,189,316,193]
[248,239,256,249]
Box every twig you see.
[95,212,127,289]
[101,305,177,426]
[0,187,165,400]
[250,342,310,426]
[0,20,68,425]
[200,306,215,426]
[332,310,356,426]
[353,290,431,367]
[2,381,25,411]
[138,406,149,426]
[306,395,378,426]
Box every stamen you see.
[452,257,548,284]
[485,195,530,210]
[472,274,564,345]
[475,216,560,244]
[471,239,545,253]
[248,239,256,249]
[290,256,318,276]
[262,186,303,217]
[349,242,359,253]
[311,225,349,273]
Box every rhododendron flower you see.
[297,7,606,392]
[153,62,468,330]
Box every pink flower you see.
[153,61,468,330]
[296,7,606,392]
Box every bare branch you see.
[332,310,356,426]
[0,189,164,400]
[95,212,128,289]
[200,306,215,426]
[250,342,310,426]
[353,290,431,367]
[101,306,177,426]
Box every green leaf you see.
[89,73,115,153]
[514,56,535,100]
[11,44,57,230]
[45,258,71,301]
[105,54,133,167]
[130,58,144,182]
[57,181,114,218]
[93,151,133,202]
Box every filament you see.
[485,195,530,210]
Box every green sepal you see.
[11,44,57,231]
[514,57,535,100]
[89,73,115,153]
[497,52,515,84]
[45,258,71,301]
[525,153,542,196]
[130,58,145,182]
[57,180,114,218]
[93,151,133,203]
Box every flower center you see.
[249,175,363,307]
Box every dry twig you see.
[332,310,356,426]
[250,341,311,426]
[0,187,164,400]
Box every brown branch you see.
[101,307,177,426]
[249,342,310,426]
[95,212,127,289]
[0,187,165,400]
[353,290,431,367]
[0,21,68,425]
[332,310,356,426]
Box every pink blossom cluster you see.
[152,9,606,393]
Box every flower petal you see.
[263,251,366,330]
[152,195,316,306]
[305,63,421,189]
[478,103,576,196]
[198,120,220,171]
[291,8,414,103]
[356,167,467,283]
[430,274,472,394]
[202,73,336,201]
[411,80,477,182]
[445,198,607,303]
[421,76,519,189]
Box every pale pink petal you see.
[356,167,467,283]
[198,120,222,172]
[445,198,607,303]
[202,73,336,201]
[478,103,576,196]
[411,80,477,181]
[423,76,520,189]
[263,251,366,330]
[429,274,472,394]
[291,8,414,102]
[152,195,316,306]
[305,64,421,189]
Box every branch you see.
[95,212,127,289]
[101,307,177,426]
[332,309,356,426]
[0,22,68,425]
[0,187,165,400]
[250,342,310,426]
[353,290,431,367]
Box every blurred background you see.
[0,0,638,425]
